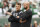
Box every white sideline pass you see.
[34,9,38,13]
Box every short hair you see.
[16,3,21,7]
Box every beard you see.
[24,6,28,9]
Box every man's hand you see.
[19,19,26,23]
[22,20,26,23]
[6,12,12,16]
[19,18,22,23]
[17,16,19,18]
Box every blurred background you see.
[0,0,40,27]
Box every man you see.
[22,2,29,12]
[8,3,23,27]
[29,1,32,8]
[20,2,32,27]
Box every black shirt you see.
[20,9,32,27]
[8,10,23,23]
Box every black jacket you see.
[8,10,23,27]
[20,9,32,27]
